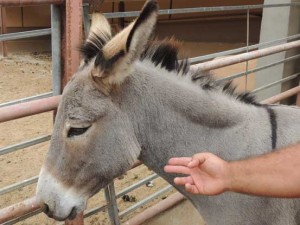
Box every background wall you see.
[0,0,263,54]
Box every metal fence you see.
[0,1,300,225]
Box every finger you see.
[174,176,194,186]
[185,183,201,195]
[164,165,191,175]
[167,157,192,166]
[188,154,208,168]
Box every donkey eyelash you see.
[67,126,91,138]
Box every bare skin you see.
[164,143,300,198]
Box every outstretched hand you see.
[164,153,231,195]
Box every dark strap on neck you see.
[265,107,277,149]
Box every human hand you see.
[164,152,231,195]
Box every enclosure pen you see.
[0,1,300,225]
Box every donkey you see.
[36,0,300,224]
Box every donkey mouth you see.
[43,203,79,221]
[67,207,78,220]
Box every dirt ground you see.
[0,43,256,225]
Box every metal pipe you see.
[0,197,41,224]
[0,135,51,156]
[0,6,7,56]
[83,205,107,219]
[0,28,51,41]
[82,3,91,38]
[0,92,53,108]
[0,95,60,123]
[62,0,83,87]
[0,0,64,6]
[0,176,38,196]
[124,192,185,225]
[191,40,300,72]
[297,84,300,107]
[252,73,300,93]
[216,54,300,82]
[190,34,300,64]
[103,3,300,19]
[51,5,62,95]
[1,209,43,225]
[261,86,300,104]
[105,183,120,225]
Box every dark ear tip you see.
[144,0,158,11]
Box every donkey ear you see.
[80,13,112,63]
[92,0,158,86]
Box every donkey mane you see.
[80,32,259,106]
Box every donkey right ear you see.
[91,0,158,86]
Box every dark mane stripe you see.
[141,39,259,106]
[141,39,189,75]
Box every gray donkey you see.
[36,1,300,224]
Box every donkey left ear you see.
[92,0,158,86]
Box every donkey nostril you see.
[43,203,54,217]
[43,203,49,214]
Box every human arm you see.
[164,143,300,198]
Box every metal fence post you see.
[61,0,83,88]
[0,6,7,56]
[83,3,90,38]
[51,4,62,96]
[297,82,300,106]
[105,182,121,225]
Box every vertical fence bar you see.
[62,0,83,88]
[297,83,300,106]
[245,7,250,91]
[0,6,7,56]
[51,4,62,95]
[118,0,125,28]
[83,3,90,38]
[104,183,121,225]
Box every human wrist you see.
[223,161,237,192]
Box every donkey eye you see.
[67,126,90,138]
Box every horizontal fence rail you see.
[0,29,51,41]
[0,176,38,196]
[103,3,300,18]
[191,40,300,72]
[0,92,53,108]
[0,0,64,6]
[190,34,300,64]
[0,95,60,123]
[0,135,51,156]
[217,54,300,82]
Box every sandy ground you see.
[0,43,256,225]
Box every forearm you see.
[227,143,300,198]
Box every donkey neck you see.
[113,62,259,168]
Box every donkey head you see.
[36,0,158,220]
